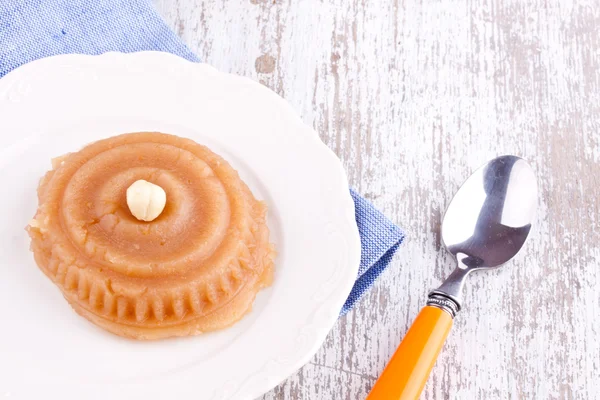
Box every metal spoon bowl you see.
[432,155,538,310]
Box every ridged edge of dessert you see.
[28,201,274,328]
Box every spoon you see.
[367,155,538,400]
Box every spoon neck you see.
[429,262,472,317]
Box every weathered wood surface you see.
[153,0,600,398]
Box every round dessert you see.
[27,132,275,340]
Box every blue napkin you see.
[0,0,404,313]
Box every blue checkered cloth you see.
[0,0,404,314]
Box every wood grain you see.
[153,0,600,398]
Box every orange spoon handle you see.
[367,306,453,400]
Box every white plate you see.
[0,52,360,399]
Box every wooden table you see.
[153,0,600,398]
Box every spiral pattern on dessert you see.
[28,132,274,330]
